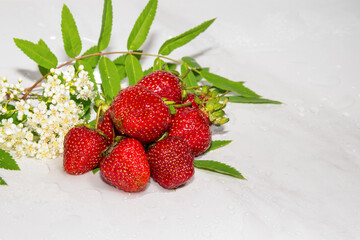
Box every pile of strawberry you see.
[63,70,229,192]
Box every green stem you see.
[95,103,102,129]
[22,51,201,100]
[172,102,192,108]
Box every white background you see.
[1,0,360,239]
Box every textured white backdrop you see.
[1,0,360,239]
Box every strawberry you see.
[147,136,194,189]
[110,85,171,144]
[97,108,115,145]
[168,107,211,156]
[100,138,150,192]
[63,126,108,175]
[137,70,182,103]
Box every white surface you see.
[1,0,360,239]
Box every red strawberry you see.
[137,70,182,103]
[100,138,150,192]
[97,108,115,145]
[110,85,171,144]
[63,126,108,175]
[147,136,194,189]
[168,107,211,156]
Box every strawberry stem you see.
[172,102,192,108]
[180,68,191,79]
[95,103,102,129]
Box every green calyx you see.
[100,135,124,157]
[193,86,229,126]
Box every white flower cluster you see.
[0,65,96,159]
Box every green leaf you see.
[14,38,58,69]
[125,54,144,86]
[194,160,245,179]
[195,67,209,82]
[127,0,158,50]
[153,58,169,71]
[168,104,176,114]
[61,4,82,58]
[159,18,215,55]
[181,65,198,90]
[0,176,7,185]
[81,45,100,69]
[38,65,49,76]
[224,96,282,104]
[201,71,260,98]
[143,66,154,76]
[82,106,92,122]
[205,140,232,153]
[116,65,127,81]
[113,54,127,65]
[99,56,122,102]
[182,56,201,69]
[98,0,113,51]
[92,167,100,174]
[167,63,177,71]
[0,149,20,171]
[0,105,15,122]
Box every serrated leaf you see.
[224,96,282,104]
[181,65,198,90]
[182,56,201,69]
[0,149,20,171]
[143,66,153,76]
[125,54,144,86]
[61,4,82,58]
[159,18,215,55]
[14,38,58,69]
[0,176,7,185]
[98,0,113,51]
[127,0,157,50]
[194,160,245,179]
[201,71,260,98]
[80,105,92,122]
[205,140,232,153]
[88,119,96,129]
[81,45,100,69]
[99,56,122,102]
